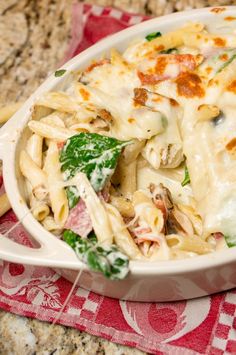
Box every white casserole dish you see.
[1,6,236,302]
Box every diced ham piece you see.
[64,198,92,238]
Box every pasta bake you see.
[19,21,236,279]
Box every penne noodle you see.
[183,32,236,49]
[139,22,204,57]
[117,160,137,199]
[28,120,77,141]
[30,195,50,221]
[122,139,145,164]
[196,104,220,122]
[0,193,11,217]
[42,215,63,235]
[105,203,142,260]
[26,133,43,167]
[69,173,113,246]
[110,195,135,218]
[19,150,47,200]
[44,141,69,226]
[0,102,22,124]
[36,92,79,113]
[133,191,164,234]
[166,234,212,254]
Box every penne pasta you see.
[26,133,43,167]
[0,193,11,217]
[0,102,22,124]
[19,150,47,200]
[44,141,69,226]
[110,195,135,218]
[28,120,77,141]
[69,173,113,246]
[166,234,212,254]
[105,203,142,260]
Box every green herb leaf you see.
[63,229,129,280]
[224,234,236,248]
[66,186,80,209]
[60,133,130,191]
[145,31,162,42]
[55,69,67,77]
[217,53,236,74]
[160,48,178,54]
[181,166,190,187]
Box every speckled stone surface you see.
[1,0,236,353]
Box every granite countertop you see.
[0,0,235,353]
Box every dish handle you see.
[0,230,79,268]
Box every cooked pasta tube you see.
[26,133,43,167]
[105,203,142,260]
[110,195,135,218]
[142,92,183,169]
[40,113,66,127]
[28,120,77,141]
[196,104,220,122]
[133,191,164,233]
[124,22,204,61]
[0,102,22,124]
[0,193,11,217]
[69,173,113,245]
[122,139,145,164]
[177,203,203,236]
[166,234,212,254]
[36,92,79,113]
[117,160,137,199]
[19,150,47,200]
[30,195,50,221]
[44,141,69,226]
[42,216,63,235]
[183,32,236,49]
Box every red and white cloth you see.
[1,4,236,354]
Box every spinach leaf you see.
[224,234,236,248]
[60,133,129,191]
[55,69,67,77]
[145,31,162,41]
[63,229,129,280]
[66,186,80,209]
[181,166,190,187]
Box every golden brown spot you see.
[152,96,162,103]
[128,118,136,123]
[226,138,236,151]
[227,80,236,94]
[155,45,164,51]
[197,34,201,39]
[213,37,226,47]
[205,66,213,74]
[175,72,205,98]
[219,53,229,61]
[79,88,90,101]
[170,98,179,107]
[210,7,226,14]
[224,16,236,21]
[98,109,113,122]
[133,88,148,106]
[86,59,109,73]
[155,56,168,75]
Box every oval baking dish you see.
[1,6,236,302]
